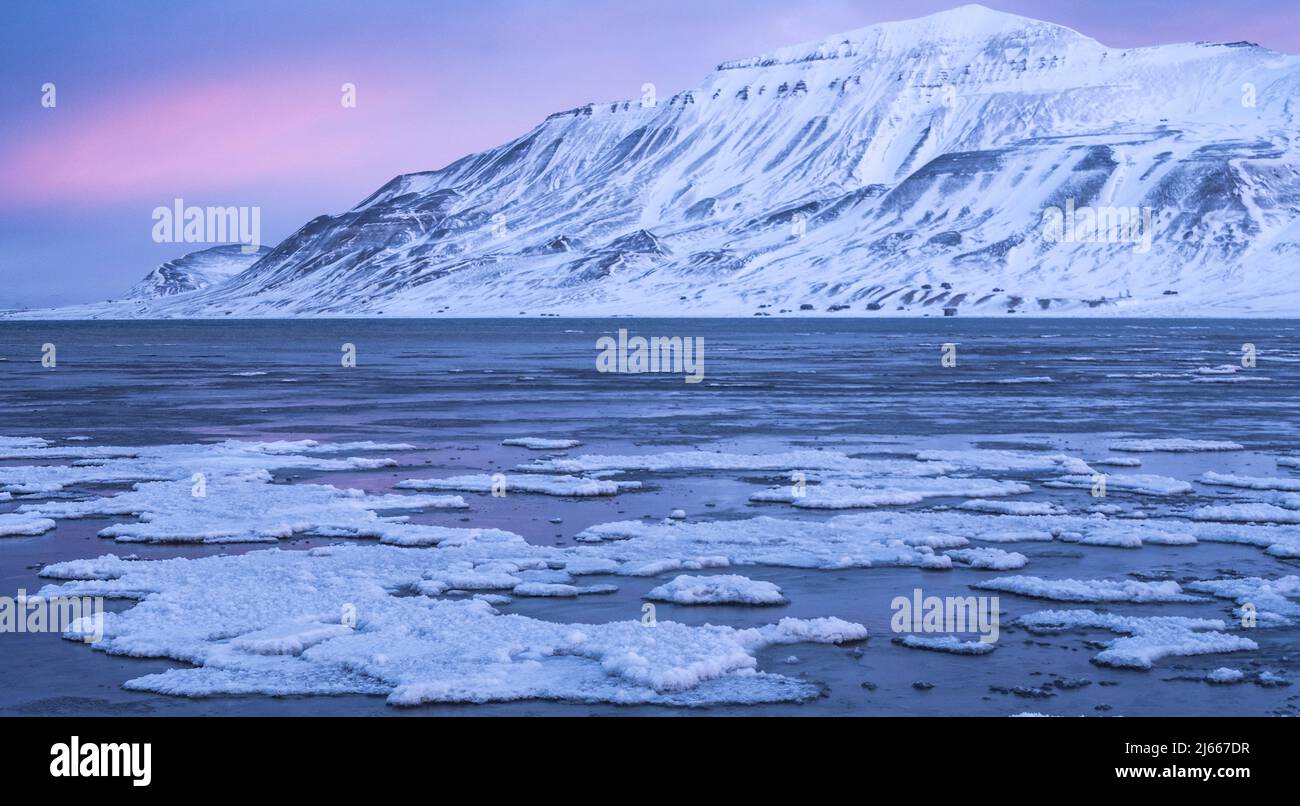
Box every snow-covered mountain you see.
[18,5,1300,318]
[124,245,271,301]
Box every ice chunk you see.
[0,438,410,495]
[974,575,1202,602]
[0,514,57,537]
[958,499,1064,516]
[1184,576,1300,626]
[574,514,955,571]
[913,449,1093,475]
[1017,610,1256,669]
[397,474,640,497]
[1108,438,1244,453]
[645,574,787,605]
[1191,503,1300,524]
[37,546,863,706]
[741,617,867,646]
[1091,457,1142,467]
[522,449,954,476]
[1045,474,1192,496]
[751,477,1030,509]
[1200,472,1300,492]
[894,635,996,655]
[19,476,467,544]
[1205,668,1245,684]
[0,437,49,450]
[501,438,582,450]
[944,548,1028,570]
[511,582,618,597]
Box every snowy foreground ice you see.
[5,434,1300,708]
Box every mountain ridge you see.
[11,4,1300,319]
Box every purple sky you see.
[2,0,1297,307]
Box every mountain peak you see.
[719,4,1093,71]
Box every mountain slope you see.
[125,245,272,300]
[22,5,1300,318]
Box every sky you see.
[2,0,1298,308]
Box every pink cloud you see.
[0,67,441,209]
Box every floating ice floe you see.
[0,437,48,450]
[37,546,864,706]
[1200,472,1300,492]
[18,475,467,544]
[1276,457,1300,470]
[1257,671,1291,687]
[973,576,1203,603]
[893,635,996,655]
[509,582,618,598]
[0,444,138,461]
[0,437,410,495]
[521,449,955,476]
[397,473,640,497]
[574,514,957,571]
[0,514,57,537]
[958,499,1065,516]
[1204,668,1245,684]
[1183,576,1300,626]
[1193,365,1241,375]
[943,548,1028,570]
[990,376,1055,385]
[1091,457,1142,467]
[1045,474,1193,496]
[751,477,1030,509]
[912,449,1093,475]
[1107,438,1244,453]
[583,508,1296,558]
[645,574,787,605]
[1017,610,1257,669]
[1190,503,1300,525]
[501,438,582,450]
